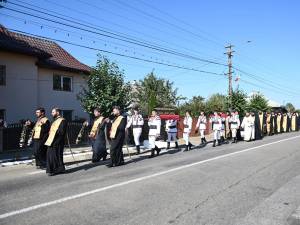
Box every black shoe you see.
[175,142,179,149]
[203,137,207,143]
[221,136,225,143]
[149,149,155,158]
[115,161,125,167]
[106,164,115,168]
[183,145,188,152]
[102,155,107,161]
[136,145,140,155]
[156,148,161,156]
[167,142,170,149]
[218,139,222,146]
[201,138,204,144]
[213,140,216,147]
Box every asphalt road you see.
[1,132,300,225]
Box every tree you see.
[227,90,248,114]
[205,93,227,114]
[134,72,184,114]
[248,93,269,112]
[286,103,295,112]
[78,55,132,117]
[178,96,206,116]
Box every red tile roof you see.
[0,25,91,74]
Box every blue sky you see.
[1,0,300,107]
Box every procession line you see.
[1,135,300,220]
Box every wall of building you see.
[0,51,38,123]
[37,68,89,121]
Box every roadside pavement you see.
[0,135,211,166]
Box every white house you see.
[0,25,91,123]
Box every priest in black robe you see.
[297,113,300,131]
[45,108,67,176]
[253,112,262,140]
[287,113,292,132]
[89,108,108,162]
[107,106,126,167]
[27,107,50,169]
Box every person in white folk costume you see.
[165,116,179,149]
[148,109,161,158]
[183,110,193,151]
[241,112,255,141]
[196,111,207,145]
[229,111,240,143]
[210,112,222,147]
[126,107,144,154]
[219,113,227,144]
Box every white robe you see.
[241,116,255,141]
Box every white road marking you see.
[27,171,44,175]
[1,135,300,220]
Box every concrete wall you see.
[37,68,89,121]
[0,52,38,123]
[0,51,89,123]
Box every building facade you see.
[0,25,91,123]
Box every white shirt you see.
[148,116,161,136]
[183,116,192,133]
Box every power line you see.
[234,67,299,95]
[0,12,199,63]
[133,0,226,47]
[40,0,221,60]
[239,79,295,97]
[4,3,227,67]
[109,0,224,49]
[7,28,225,77]
[234,52,297,91]
[2,12,224,70]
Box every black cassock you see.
[273,115,277,135]
[46,119,67,174]
[92,120,107,162]
[268,115,275,135]
[109,117,126,166]
[254,113,262,140]
[287,116,291,132]
[33,119,50,167]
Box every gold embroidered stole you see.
[259,114,263,131]
[282,115,287,131]
[89,117,104,137]
[292,116,296,131]
[266,115,271,133]
[110,116,123,139]
[33,117,49,139]
[276,115,281,132]
[45,117,64,146]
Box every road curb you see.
[288,206,300,225]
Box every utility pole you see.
[225,44,234,107]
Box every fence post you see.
[0,128,3,152]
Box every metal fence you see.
[0,118,213,152]
[0,122,87,152]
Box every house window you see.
[0,109,5,120]
[62,110,73,121]
[0,65,6,86]
[53,74,72,91]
